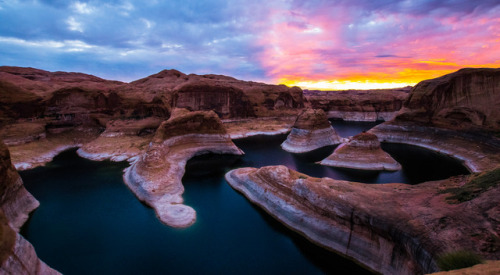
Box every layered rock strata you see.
[124,110,243,227]
[370,122,500,173]
[371,68,500,173]
[396,68,500,131]
[304,88,410,121]
[225,165,500,275]
[281,109,344,153]
[319,132,401,171]
[0,141,59,274]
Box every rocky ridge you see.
[281,109,345,153]
[304,87,410,121]
[123,110,243,227]
[319,132,401,171]
[225,165,500,275]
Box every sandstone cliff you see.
[281,109,344,153]
[124,110,243,227]
[0,66,303,168]
[319,132,401,171]
[0,141,59,274]
[304,87,409,121]
[371,68,500,173]
[226,165,500,275]
[395,68,500,131]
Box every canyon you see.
[0,66,499,274]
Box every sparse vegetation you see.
[436,250,484,271]
[441,166,500,203]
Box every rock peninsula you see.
[281,109,344,153]
[124,110,244,227]
[225,165,500,275]
[319,132,401,171]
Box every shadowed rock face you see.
[397,68,500,131]
[0,141,59,274]
[225,165,500,275]
[304,88,410,121]
[281,109,344,153]
[124,110,243,228]
[1,66,304,148]
[319,132,401,171]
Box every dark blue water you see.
[20,122,468,274]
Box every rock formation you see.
[225,165,500,275]
[124,110,243,227]
[0,141,59,274]
[395,68,500,131]
[371,68,500,173]
[0,66,303,169]
[319,132,401,171]
[281,109,344,153]
[304,87,410,121]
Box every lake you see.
[20,122,468,274]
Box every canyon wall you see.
[0,141,59,274]
[396,68,500,131]
[304,87,410,121]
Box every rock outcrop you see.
[395,68,500,131]
[371,68,500,173]
[319,132,401,171]
[304,87,410,121]
[225,165,500,275]
[281,109,344,153]
[0,141,59,274]
[0,66,304,169]
[124,110,243,227]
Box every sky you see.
[0,0,499,89]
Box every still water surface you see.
[20,122,468,274]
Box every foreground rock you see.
[281,109,344,153]
[319,132,401,171]
[304,87,410,121]
[0,141,59,274]
[225,165,500,275]
[124,110,243,227]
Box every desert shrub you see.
[441,166,500,203]
[436,250,483,271]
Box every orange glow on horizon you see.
[277,64,500,90]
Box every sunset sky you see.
[1,0,499,89]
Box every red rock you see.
[281,109,345,153]
[319,132,401,171]
[304,87,409,121]
[396,68,500,131]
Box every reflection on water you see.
[20,121,468,274]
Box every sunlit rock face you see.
[396,68,500,131]
[225,165,500,275]
[124,110,243,228]
[319,132,401,171]
[281,109,344,153]
[304,88,410,122]
[0,141,59,274]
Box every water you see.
[20,122,468,274]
